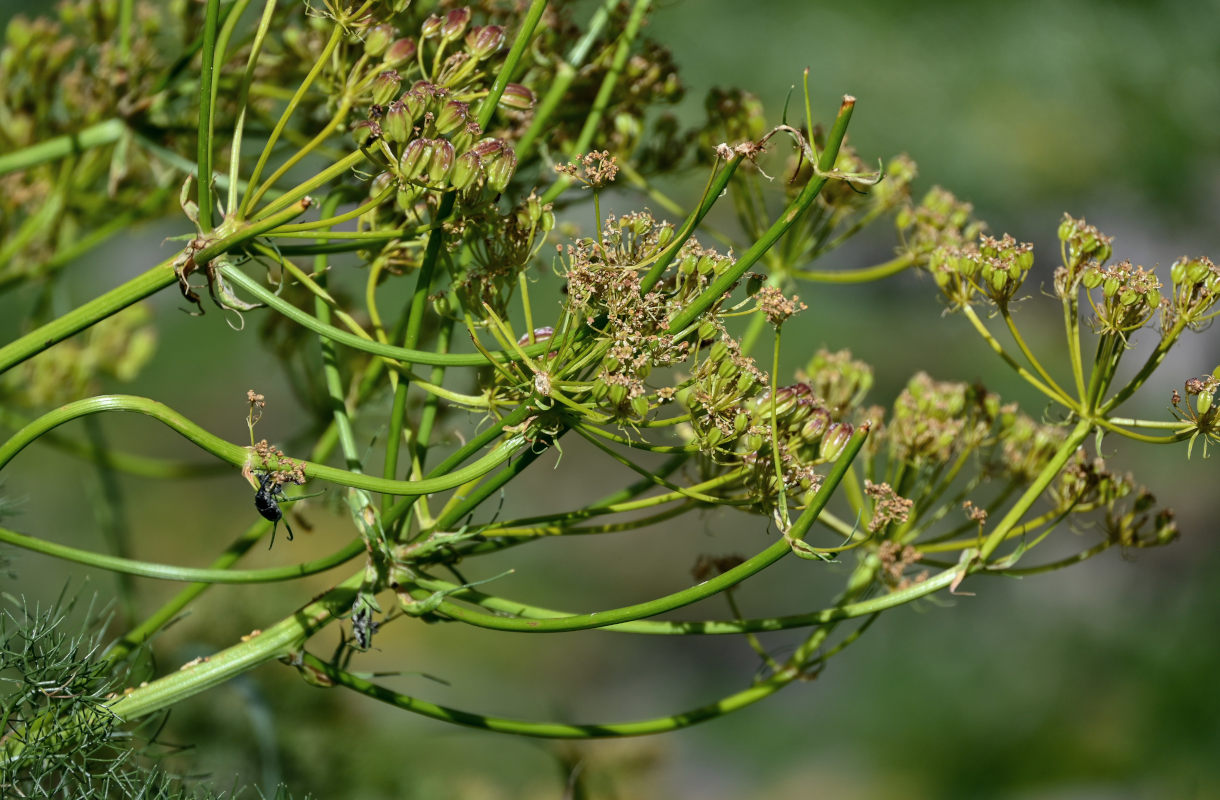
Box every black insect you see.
[255,472,296,549]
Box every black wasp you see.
[254,472,321,548]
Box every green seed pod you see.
[1197,390,1213,415]
[819,422,853,460]
[800,406,831,442]
[745,432,765,452]
[383,37,417,67]
[590,378,609,402]
[602,356,620,373]
[703,427,724,448]
[956,252,980,278]
[486,148,517,193]
[420,14,443,38]
[451,150,482,192]
[440,8,470,41]
[1082,267,1103,289]
[371,70,401,106]
[696,320,718,342]
[434,100,469,135]
[465,25,504,59]
[630,395,650,419]
[1103,275,1120,297]
[399,138,431,181]
[608,383,628,406]
[381,100,412,143]
[708,340,729,363]
[499,83,536,111]
[426,139,455,184]
[1170,257,1188,285]
[718,359,739,380]
[988,267,1008,293]
[352,120,381,147]
[1057,215,1076,242]
[401,91,428,123]
[736,371,756,394]
[364,24,394,57]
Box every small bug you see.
[254,472,295,549]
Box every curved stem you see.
[399,424,868,633]
[218,264,558,367]
[791,253,914,283]
[0,524,364,583]
[297,649,795,739]
[0,395,524,497]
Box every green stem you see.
[666,95,856,336]
[474,0,548,130]
[541,0,652,204]
[238,23,344,218]
[401,424,868,633]
[226,0,280,214]
[297,650,795,739]
[384,192,455,511]
[791,253,915,283]
[196,0,222,232]
[218,264,556,367]
[639,156,743,294]
[1098,318,1188,414]
[0,259,176,374]
[0,119,125,177]
[960,304,1075,411]
[0,395,524,497]
[103,574,363,723]
[979,418,1092,561]
[0,524,364,584]
[1000,307,1075,411]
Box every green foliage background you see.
[2,1,1217,797]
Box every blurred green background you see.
[3,1,1219,798]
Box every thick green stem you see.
[0,259,176,374]
[103,574,363,723]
